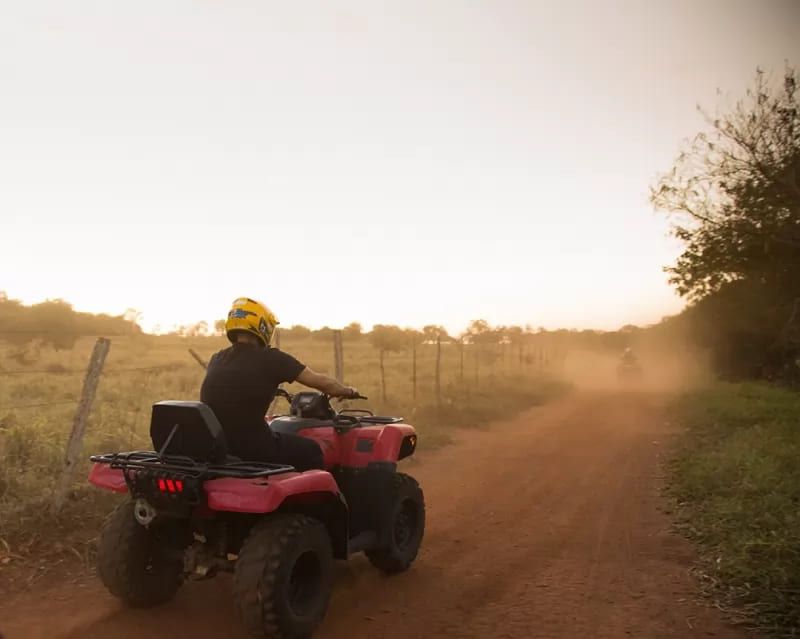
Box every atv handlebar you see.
[274,388,367,402]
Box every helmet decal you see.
[224,296,277,346]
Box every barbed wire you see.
[0,329,142,335]
[0,363,192,376]
[0,329,218,336]
[0,398,166,413]
[0,399,79,411]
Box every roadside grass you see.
[668,382,800,637]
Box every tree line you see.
[0,291,647,359]
[0,294,141,350]
[652,65,800,382]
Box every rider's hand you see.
[341,386,360,399]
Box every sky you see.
[1,1,799,334]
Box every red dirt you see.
[0,392,755,638]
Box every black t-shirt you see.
[200,344,305,455]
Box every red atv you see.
[88,390,425,639]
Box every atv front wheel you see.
[366,472,425,574]
[234,514,334,639]
[96,500,184,607]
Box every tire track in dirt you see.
[0,392,754,639]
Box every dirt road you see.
[0,392,752,638]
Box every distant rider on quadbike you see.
[620,347,637,364]
[200,297,361,471]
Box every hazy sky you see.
[2,1,798,334]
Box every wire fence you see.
[0,329,560,511]
[0,364,185,376]
[0,362,193,411]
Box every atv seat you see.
[269,416,333,435]
[150,401,229,463]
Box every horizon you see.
[2,1,798,335]
[0,290,674,336]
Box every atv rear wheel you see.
[366,472,425,574]
[234,514,334,639]
[96,500,184,607]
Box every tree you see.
[652,66,800,380]
[213,319,226,336]
[369,325,407,352]
[463,319,491,344]
[0,295,142,350]
[422,325,449,343]
[311,326,334,341]
[342,322,363,341]
[284,325,312,339]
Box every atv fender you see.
[89,463,128,493]
[203,470,341,514]
[341,424,417,466]
[206,471,350,559]
[375,424,418,462]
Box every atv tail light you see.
[157,478,184,494]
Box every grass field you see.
[0,332,568,548]
[668,383,800,637]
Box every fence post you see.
[459,337,465,386]
[379,348,387,403]
[53,337,111,512]
[435,335,442,407]
[188,348,208,369]
[411,339,417,400]
[333,330,344,382]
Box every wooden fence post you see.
[435,335,442,407]
[411,339,417,400]
[53,337,111,512]
[188,348,208,369]
[459,337,465,386]
[379,348,387,403]
[333,330,344,382]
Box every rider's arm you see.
[295,367,358,398]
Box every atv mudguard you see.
[88,464,342,514]
[299,423,418,468]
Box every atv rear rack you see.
[90,451,295,479]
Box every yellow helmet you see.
[225,297,279,346]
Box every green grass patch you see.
[668,383,800,636]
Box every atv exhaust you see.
[133,498,157,526]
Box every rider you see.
[621,347,637,363]
[200,297,360,471]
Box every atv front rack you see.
[90,451,295,479]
